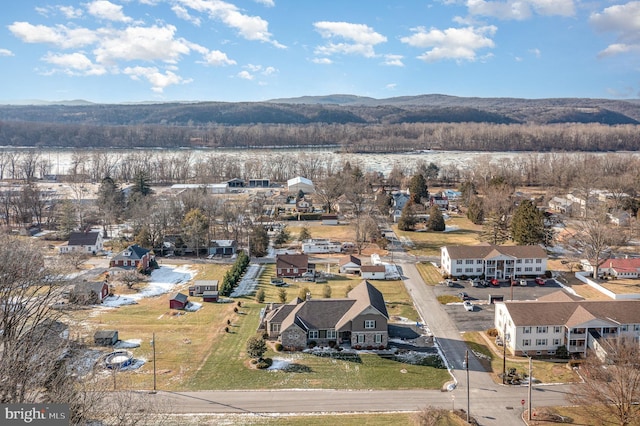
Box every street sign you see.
[521,399,525,405]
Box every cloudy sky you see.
[1,0,639,103]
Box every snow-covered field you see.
[102,265,195,308]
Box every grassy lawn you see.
[462,332,580,385]
[416,262,443,286]
[71,262,448,392]
[394,216,481,257]
[437,295,460,304]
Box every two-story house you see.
[109,244,152,271]
[262,280,389,350]
[495,291,640,357]
[441,244,547,280]
[60,231,104,255]
[276,254,310,278]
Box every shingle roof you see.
[503,299,640,327]
[112,244,150,262]
[171,292,188,303]
[68,231,100,246]
[339,255,361,266]
[361,265,386,273]
[444,244,547,260]
[276,254,308,269]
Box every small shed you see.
[202,290,219,303]
[94,330,119,346]
[170,292,189,310]
[361,265,386,280]
[70,281,109,305]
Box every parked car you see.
[519,279,528,286]
[535,277,545,285]
[470,278,480,287]
[458,292,470,300]
[490,278,500,286]
[510,279,518,286]
[463,300,474,311]
[445,279,454,287]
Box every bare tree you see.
[573,214,628,279]
[569,336,640,426]
[119,269,146,289]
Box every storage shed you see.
[94,330,119,346]
[170,292,189,310]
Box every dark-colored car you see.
[535,277,545,285]
[458,292,470,300]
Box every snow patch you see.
[114,339,141,349]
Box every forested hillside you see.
[0,94,638,151]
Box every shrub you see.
[226,319,231,325]
[275,343,283,352]
[328,340,336,348]
[237,301,242,307]
[256,358,273,369]
[234,307,238,313]
[308,340,317,348]
[354,345,362,350]
[486,328,499,337]
[255,288,265,303]
[262,332,269,340]
[378,345,386,350]
[367,345,373,350]
[224,326,229,333]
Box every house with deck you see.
[262,280,389,350]
[276,254,310,278]
[495,291,640,357]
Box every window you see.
[523,339,530,346]
[635,325,640,332]
[548,350,556,355]
[516,259,522,264]
[465,260,474,265]
[365,320,376,329]
[525,267,533,272]
[516,267,522,272]
[327,329,337,339]
[523,327,531,334]
[456,260,463,264]
[535,267,541,272]
[374,334,382,343]
[621,325,628,332]
[553,339,561,346]
[536,326,548,334]
[476,268,482,273]
[308,330,318,339]
[477,260,483,264]
[554,326,562,333]
[456,268,462,273]
[535,259,542,264]
[271,324,280,333]
[357,334,365,343]
[525,259,533,264]
[465,268,473,273]
[536,339,548,346]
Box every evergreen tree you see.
[511,199,545,245]
[274,225,290,246]
[408,173,429,205]
[182,208,209,257]
[426,205,446,231]
[397,200,418,231]
[299,226,311,241]
[130,170,153,197]
[278,288,287,303]
[459,181,477,207]
[466,197,485,225]
[481,213,510,245]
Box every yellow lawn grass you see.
[463,332,580,385]
[394,216,482,256]
[66,263,233,391]
[416,262,443,285]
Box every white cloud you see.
[237,70,254,80]
[383,54,404,66]
[123,66,191,92]
[42,52,107,75]
[0,49,14,57]
[8,22,97,49]
[254,0,275,6]
[529,48,541,58]
[313,21,387,58]
[401,25,496,62]
[590,2,640,58]
[386,83,397,90]
[176,0,284,47]
[467,0,575,20]
[93,25,191,65]
[201,49,236,66]
[172,5,202,26]
[58,5,83,19]
[242,64,277,76]
[87,0,132,23]
[312,57,332,64]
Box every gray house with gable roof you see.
[262,280,388,350]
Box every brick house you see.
[109,244,152,271]
[276,254,310,278]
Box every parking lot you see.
[435,279,564,332]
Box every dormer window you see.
[123,250,132,257]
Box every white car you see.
[463,300,474,311]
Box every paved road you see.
[150,255,574,425]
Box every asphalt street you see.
[152,252,575,425]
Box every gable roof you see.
[503,299,640,327]
[112,244,150,262]
[602,258,640,272]
[361,265,386,273]
[444,244,547,260]
[276,254,309,269]
[537,290,584,302]
[170,292,188,303]
[68,231,101,246]
[339,255,361,267]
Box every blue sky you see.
[1,0,639,103]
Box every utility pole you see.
[528,356,533,421]
[465,350,470,423]
[152,332,157,393]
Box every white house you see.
[441,244,547,279]
[302,239,342,254]
[598,258,640,279]
[339,255,362,274]
[59,231,104,254]
[287,176,315,194]
[495,291,640,357]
